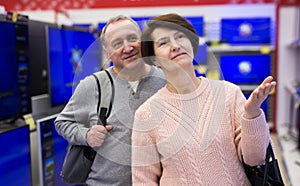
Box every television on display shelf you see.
[0,124,32,186]
[221,17,271,45]
[193,43,208,65]
[132,16,153,31]
[46,25,102,107]
[185,16,204,37]
[36,114,71,186]
[28,20,57,96]
[219,54,271,85]
[131,16,204,36]
[99,15,204,37]
[0,20,31,122]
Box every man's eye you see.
[128,36,138,42]
[112,41,123,49]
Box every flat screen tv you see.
[131,16,204,36]
[185,16,204,37]
[46,26,101,107]
[221,17,271,45]
[220,54,271,85]
[0,21,31,122]
[132,16,153,31]
[0,124,32,185]
[28,20,57,96]
[36,114,71,186]
[193,43,208,65]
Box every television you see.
[221,17,271,45]
[131,16,204,36]
[28,20,57,96]
[98,22,106,32]
[0,124,32,185]
[132,16,153,31]
[0,21,31,122]
[36,114,71,186]
[193,43,208,65]
[219,54,271,85]
[46,26,102,107]
[185,16,204,37]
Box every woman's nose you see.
[170,40,180,52]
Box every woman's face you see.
[151,27,194,71]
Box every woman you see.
[131,13,276,185]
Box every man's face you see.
[103,20,142,72]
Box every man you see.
[55,15,165,185]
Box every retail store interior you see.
[0,1,299,185]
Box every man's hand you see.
[86,125,113,147]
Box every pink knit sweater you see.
[132,77,270,186]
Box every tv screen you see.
[98,22,106,32]
[0,21,31,121]
[131,16,204,36]
[185,16,204,37]
[132,16,153,31]
[193,44,208,65]
[47,26,101,107]
[221,17,271,45]
[0,124,32,185]
[36,114,70,186]
[220,54,271,85]
[28,20,57,96]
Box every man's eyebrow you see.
[110,38,122,44]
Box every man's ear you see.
[103,48,111,60]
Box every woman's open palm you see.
[244,76,276,119]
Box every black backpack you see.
[60,69,114,184]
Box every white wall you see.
[19,4,275,26]
[277,6,300,127]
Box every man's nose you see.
[122,41,134,53]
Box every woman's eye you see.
[158,42,166,47]
[157,40,168,47]
[176,33,186,40]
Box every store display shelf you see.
[290,38,300,48]
[209,45,274,53]
[239,85,257,91]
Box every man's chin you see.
[124,58,142,68]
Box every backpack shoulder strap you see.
[92,69,114,126]
[91,73,101,114]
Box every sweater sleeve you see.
[231,84,270,166]
[54,75,99,145]
[132,102,162,186]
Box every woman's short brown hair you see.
[141,13,199,65]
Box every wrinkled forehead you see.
[104,20,141,43]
